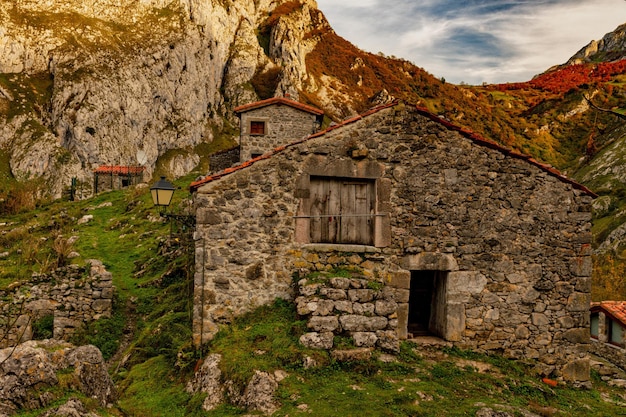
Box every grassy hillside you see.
[1,181,626,416]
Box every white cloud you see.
[316,0,626,84]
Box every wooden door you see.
[309,177,374,245]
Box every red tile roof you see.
[190,101,597,198]
[591,301,626,326]
[233,96,324,116]
[94,165,145,175]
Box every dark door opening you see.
[408,271,436,336]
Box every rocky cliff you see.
[568,22,626,64]
[0,0,330,198]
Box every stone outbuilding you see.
[590,301,626,370]
[190,101,595,382]
[591,301,626,347]
[234,96,324,161]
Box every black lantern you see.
[150,176,175,213]
[150,176,195,230]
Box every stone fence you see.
[296,273,401,352]
[292,249,405,353]
[0,259,114,347]
[209,146,240,173]
[590,339,626,371]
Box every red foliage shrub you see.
[493,60,626,94]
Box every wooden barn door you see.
[310,177,374,245]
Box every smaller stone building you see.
[591,301,626,347]
[93,165,145,193]
[590,301,626,370]
[234,96,324,161]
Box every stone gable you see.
[236,100,323,161]
[192,103,594,381]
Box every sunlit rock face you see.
[0,0,325,198]
[568,22,626,64]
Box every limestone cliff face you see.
[567,22,626,64]
[0,0,326,197]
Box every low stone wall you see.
[0,259,114,346]
[590,339,626,371]
[296,271,401,352]
[209,146,240,173]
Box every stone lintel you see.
[401,252,459,271]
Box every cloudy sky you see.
[315,0,626,85]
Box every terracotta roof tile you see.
[233,96,324,116]
[190,101,597,198]
[94,165,145,175]
[591,301,626,326]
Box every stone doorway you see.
[408,270,448,338]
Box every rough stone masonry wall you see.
[194,104,593,381]
[0,260,113,347]
[294,254,403,353]
[209,146,240,173]
[590,339,626,371]
[239,105,318,161]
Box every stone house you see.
[93,165,145,193]
[589,301,626,369]
[190,101,595,381]
[234,96,324,161]
[591,301,626,347]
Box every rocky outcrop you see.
[568,22,626,64]
[0,0,327,198]
[186,353,284,415]
[37,398,100,417]
[186,353,224,411]
[0,340,115,415]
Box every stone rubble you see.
[0,340,115,414]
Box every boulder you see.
[0,341,115,413]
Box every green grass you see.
[116,356,201,417]
[2,172,626,417]
[197,301,626,417]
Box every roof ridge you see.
[413,106,597,197]
[190,102,596,198]
[233,96,324,116]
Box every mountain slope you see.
[2,2,626,261]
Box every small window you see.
[250,121,266,135]
[590,313,599,339]
[609,319,624,346]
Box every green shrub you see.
[72,309,125,360]
[32,314,54,340]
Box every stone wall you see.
[209,146,240,173]
[93,170,145,194]
[239,105,319,161]
[193,104,594,381]
[295,264,401,352]
[590,339,626,371]
[0,259,114,346]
